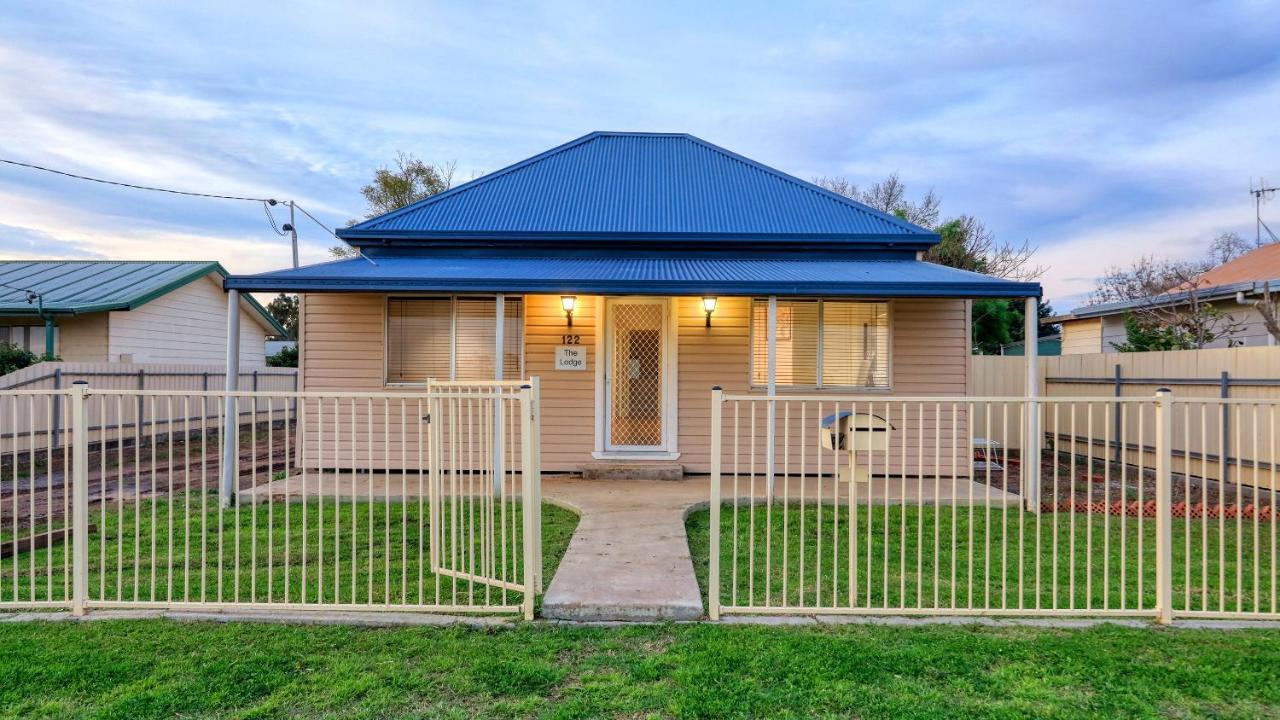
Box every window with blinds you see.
[386,297,523,384]
[751,299,889,389]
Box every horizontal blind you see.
[502,298,524,379]
[387,298,450,382]
[822,301,889,388]
[455,298,497,380]
[751,299,818,386]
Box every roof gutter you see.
[223,274,1042,298]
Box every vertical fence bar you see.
[71,381,89,615]
[709,387,723,620]
[1155,389,1173,624]
[519,384,536,621]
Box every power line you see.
[0,157,273,202]
[0,156,340,238]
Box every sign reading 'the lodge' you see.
[554,346,587,371]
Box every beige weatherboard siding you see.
[107,274,270,366]
[297,292,971,475]
[1060,317,1103,355]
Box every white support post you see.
[70,381,89,616]
[1155,388,1174,624]
[519,384,537,620]
[709,386,723,620]
[493,294,505,497]
[221,289,241,508]
[1024,296,1040,512]
[766,296,777,497]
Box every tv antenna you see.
[1252,179,1279,245]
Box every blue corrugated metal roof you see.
[0,261,287,333]
[225,255,1040,297]
[339,132,936,246]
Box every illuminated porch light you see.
[561,295,577,327]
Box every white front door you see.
[603,297,672,452]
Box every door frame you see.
[593,296,680,459]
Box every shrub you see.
[0,342,42,375]
[267,345,298,368]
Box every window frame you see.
[383,294,524,387]
[747,297,893,392]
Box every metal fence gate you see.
[0,381,542,619]
[708,389,1280,622]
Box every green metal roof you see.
[0,261,286,335]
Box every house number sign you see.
[554,345,587,371]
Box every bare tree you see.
[1093,256,1242,350]
[1207,231,1257,265]
[814,173,941,228]
[813,174,1039,280]
[331,152,457,257]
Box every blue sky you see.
[1,1,1278,309]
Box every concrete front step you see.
[579,462,684,481]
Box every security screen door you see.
[606,298,667,450]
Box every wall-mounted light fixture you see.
[561,295,577,327]
[702,296,718,327]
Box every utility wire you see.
[0,156,340,238]
[0,158,272,202]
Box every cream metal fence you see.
[0,381,542,619]
[0,363,298,454]
[708,389,1280,622]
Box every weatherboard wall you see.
[298,292,970,474]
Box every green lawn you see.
[1,620,1279,718]
[1,496,577,611]
[686,503,1279,614]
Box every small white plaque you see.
[554,346,587,371]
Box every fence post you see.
[70,380,90,616]
[1220,371,1230,483]
[709,387,723,620]
[136,368,145,442]
[1155,388,1174,624]
[519,384,537,621]
[1112,363,1123,467]
[51,368,62,448]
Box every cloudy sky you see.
[1,1,1278,309]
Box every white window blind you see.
[751,299,889,389]
[387,298,451,383]
[386,297,523,383]
[821,301,889,388]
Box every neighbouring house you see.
[0,261,285,366]
[1049,243,1280,354]
[225,131,1041,474]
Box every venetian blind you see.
[821,301,889,388]
[751,299,888,388]
[386,297,451,382]
[751,300,819,386]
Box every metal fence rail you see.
[0,382,541,619]
[708,390,1280,622]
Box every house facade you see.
[0,261,283,367]
[226,132,1040,474]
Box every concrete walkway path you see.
[540,476,710,621]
